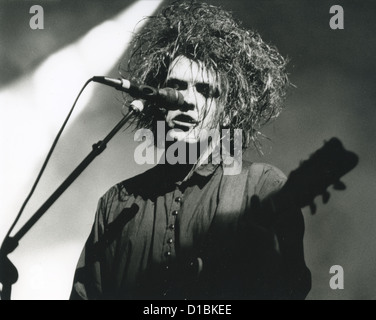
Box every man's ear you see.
[222,115,231,128]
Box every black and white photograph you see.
[0,0,375,302]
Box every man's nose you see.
[180,86,197,111]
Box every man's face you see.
[165,55,222,144]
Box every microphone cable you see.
[4,77,95,240]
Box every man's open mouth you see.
[172,114,199,131]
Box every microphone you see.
[92,76,184,108]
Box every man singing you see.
[70,1,311,300]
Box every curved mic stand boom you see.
[0,104,140,300]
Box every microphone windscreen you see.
[130,100,144,112]
[158,88,184,108]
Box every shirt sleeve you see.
[69,196,106,300]
[248,163,312,299]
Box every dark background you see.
[1,0,375,299]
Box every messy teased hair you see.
[122,0,289,150]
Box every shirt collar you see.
[175,162,220,187]
[193,162,220,177]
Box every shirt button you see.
[167,238,173,244]
[172,210,178,216]
[175,197,182,203]
[165,251,171,257]
[169,224,175,230]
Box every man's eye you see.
[196,83,219,99]
[196,83,210,97]
[171,83,180,90]
[166,80,186,91]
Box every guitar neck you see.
[248,186,295,229]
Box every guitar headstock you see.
[282,138,359,214]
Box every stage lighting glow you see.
[0,0,163,300]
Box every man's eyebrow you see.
[166,78,187,85]
[196,82,220,93]
[167,78,217,89]
[195,82,212,88]
[166,78,220,95]
[167,77,212,85]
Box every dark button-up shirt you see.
[70,161,311,300]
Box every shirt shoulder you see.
[243,161,286,181]
[100,165,163,205]
[241,161,287,200]
[218,161,287,204]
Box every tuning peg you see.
[322,190,330,204]
[246,195,263,224]
[309,201,317,214]
[250,195,261,212]
[333,180,346,190]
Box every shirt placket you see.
[162,185,183,297]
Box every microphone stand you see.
[0,106,138,300]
